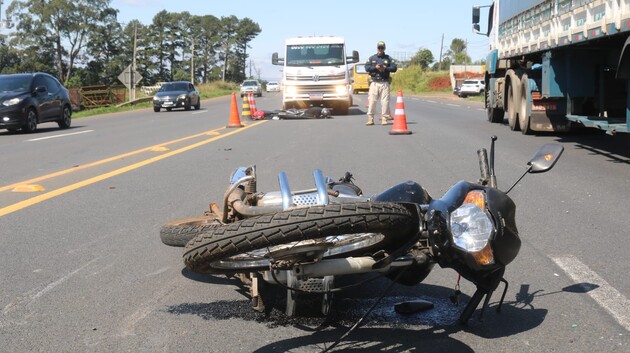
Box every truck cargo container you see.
[473,0,630,134]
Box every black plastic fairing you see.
[373,180,432,204]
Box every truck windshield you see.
[286,44,344,66]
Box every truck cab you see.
[272,36,359,115]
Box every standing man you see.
[365,41,397,125]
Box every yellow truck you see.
[351,63,369,94]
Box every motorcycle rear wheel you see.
[183,202,417,274]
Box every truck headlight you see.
[335,85,347,94]
[449,190,495,265]
[286,86,297,95]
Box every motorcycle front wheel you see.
[183,202,417,274]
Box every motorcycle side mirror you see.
[505,143,564,194]
[527,143,564,173]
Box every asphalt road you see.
[0,92,629,352]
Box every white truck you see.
[272,36,359,115]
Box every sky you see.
[111,0,491,81]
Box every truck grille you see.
[286,73,346,81]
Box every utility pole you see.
[438,33,444,71]
[130,22,137,101]
[190,39,195,83]
[464,38,468,79]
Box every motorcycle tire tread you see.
[160,215,223,247]
[183,202,416,274]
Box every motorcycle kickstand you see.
[459,278,509,324]
[249,273,265,313]
[458,288,488,325]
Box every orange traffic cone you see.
[241,95,252,120]
[227,92,243,128]
[389,90,412,135]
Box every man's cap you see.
[377,41,386,49]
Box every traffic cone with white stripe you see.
[389,90,412,135]
[248,93,258,117]
[227,92,243,128]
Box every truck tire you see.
[506,70,521,131]
[486,88,504,123]
[335,103,349,115]
[519,74,533,135]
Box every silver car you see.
[240,80,262,97]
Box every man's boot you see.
[381,117,388,125]
[366,117,374,125]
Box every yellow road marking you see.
[0,127,229,193]
[0,121,266,217]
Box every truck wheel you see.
[335,103,349,115]
[506,70,521,131]
[519,74,533,135]
[506,86,520,131]
[486,89,504,123]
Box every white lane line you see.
[446,103,460,107]
[192,110,208,115]
[27,130,94,142]
[552,255,630,331]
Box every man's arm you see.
[364,55,377,73]
[387,56,398,73]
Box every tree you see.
[0,35,21,73]
[444,38,471,65]
[7,0,113,83]
[195,15,221,83]
[410,48,434,70]
[235,17,261,80]
[86,7,124,85]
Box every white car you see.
[266,81,280,92]
[458,79,485,98]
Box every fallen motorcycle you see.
[165,137,563,324]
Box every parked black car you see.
[153,81,200,112]
[0,73,72,133]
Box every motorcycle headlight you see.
[450,190,495,265]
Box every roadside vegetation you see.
[73,81,238,118]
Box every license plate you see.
[309,94,323,100]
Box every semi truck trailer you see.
[473,0,630,134]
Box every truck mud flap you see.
[530,111,571,132]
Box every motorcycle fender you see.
[373,181,431,204]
